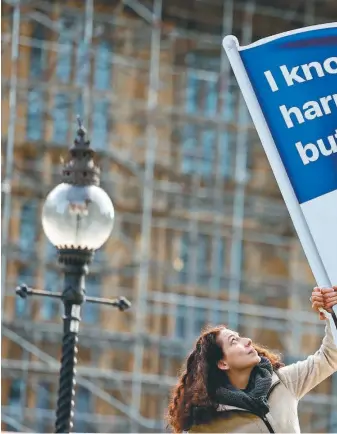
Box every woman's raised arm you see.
[277,287,337,400]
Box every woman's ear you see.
[217,359,229,371]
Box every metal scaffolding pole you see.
[130,0,162,429]
[82,0,94,126]
[123,0,153,23]
[228,0,255,331]
[18,303,31,428]
[211,0,234,319]
[1,0,21,314]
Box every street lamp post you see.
[16,117,131,433]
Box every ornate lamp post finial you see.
[61,116,100,187]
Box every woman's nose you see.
[244,337,252,347]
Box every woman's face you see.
[217,328,261,371]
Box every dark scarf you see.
[215,357,273,417]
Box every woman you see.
[167,286,337,433]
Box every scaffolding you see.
[1,0,337,432]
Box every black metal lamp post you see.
[16,117,131,433]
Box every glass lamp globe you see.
[42,183,114,250]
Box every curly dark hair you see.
[166,324,284,433]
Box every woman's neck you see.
[227,368,253,390]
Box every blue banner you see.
[240,25,337,204]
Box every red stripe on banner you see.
[281,35,337,48]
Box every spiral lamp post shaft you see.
[54,250,89,433]
[55,303,81,433]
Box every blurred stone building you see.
[1,0,337,432]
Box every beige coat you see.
[190,320,337,433]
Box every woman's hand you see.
[311,287,326,320]
[321,286,337,313]
[311,286,337,320]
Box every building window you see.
[41,270,61,320]
[205,80,218,116]
[82,274,101,323]
[35,382,51,433]
[221,86,236,122]
[7,378,26,431]
[72,94,84,137]
[181,126,233,178]
[178,233,209,285]
[194,307,207,333]
[185,71,218,116]
[26,22,45,141]
[174,305,208,338]
[218,132,234,179]
[73,387,93,433]
[8,378,23,408]
[181,125,215,178]
[185,53,219,116]
[185,53,237,121]
[56,16,74,83]
[91,99,110,150]
[181,124,197,175]
[53,93,70,143]
[210,238,225,292]
[178,233,190,284]
[178,233,226,290]
[94,40,112,90]
[76,41,90,86]
[185,74,199,114]
[201,129,216,176]
[210,309,228,327]
[30,23,46,79]
[19,200,38,254]
[26,90,44,141]
[16,266,34,317]
[197,234,209,284]
[181,53,234,178]
[53,93,84,147]
[175,305,186,338]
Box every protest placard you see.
[223,23,337,341]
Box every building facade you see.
[2,0,337,432]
